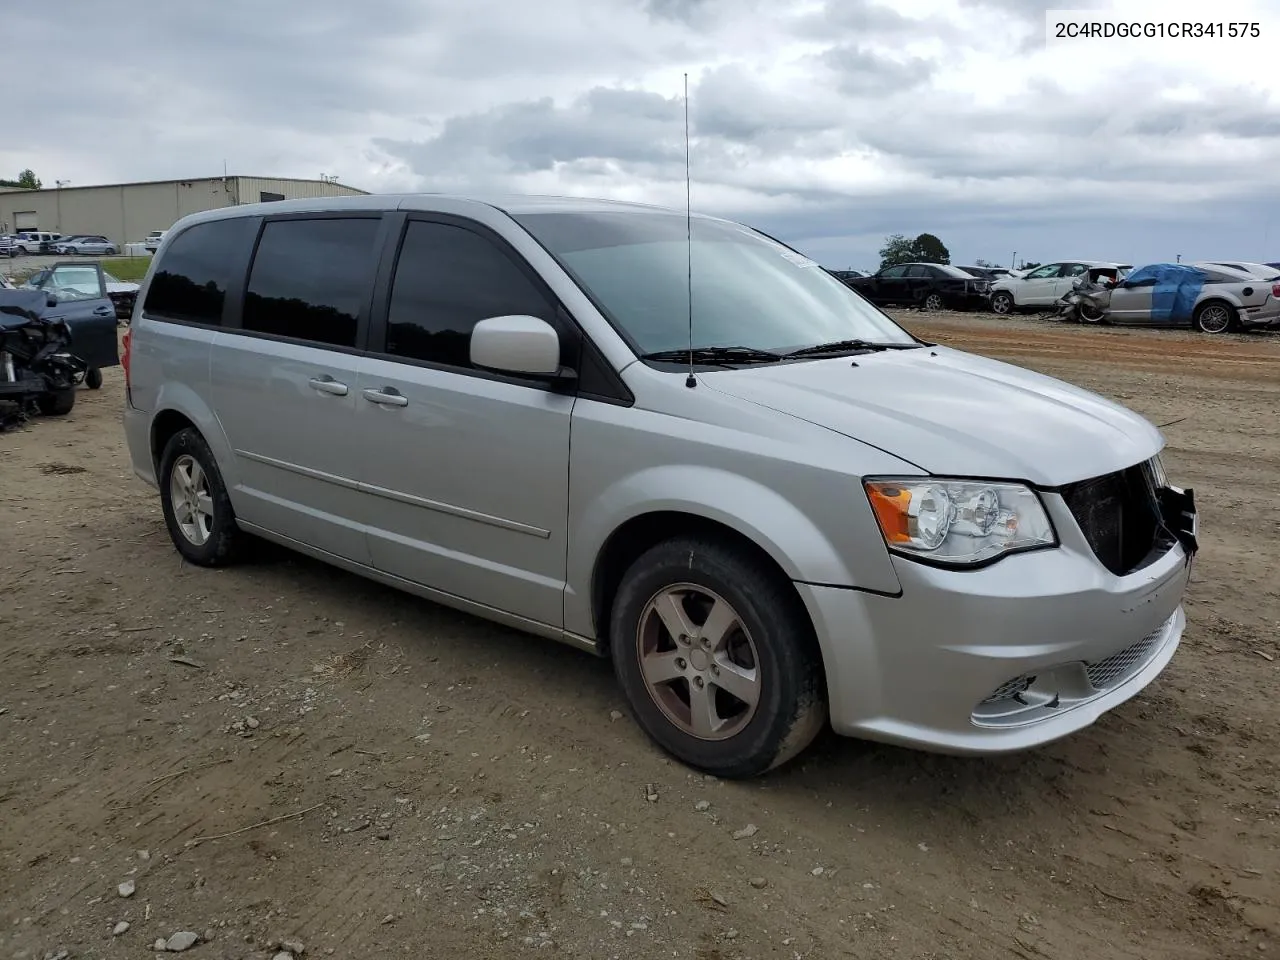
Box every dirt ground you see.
[1,312,1277,960]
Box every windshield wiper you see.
[784,338,923,358]
[640,346,784,365]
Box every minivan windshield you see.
[513,210,918,356]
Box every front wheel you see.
[158,428,245,566]
[36,389,76,416]
[1078,301,1106,323]
[1194,301,1234,334]
[609,537,828,779]
[990,292,1014,315]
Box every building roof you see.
[0,175,368,196]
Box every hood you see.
[105,281,139,294]
[703,345,1162,486]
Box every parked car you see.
[990,261,1132,314]
[1093,263,1280,333]
[956,265,1013,282]
[20,261,121,388]
[143,230,168,254]
[57,235,118,256]
[122,195,1197,778]
[825,268,865,284]
[14,232,64,255]
[1194,260,1280,280]
[845,262,992,310]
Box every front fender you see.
[564,464,902,639]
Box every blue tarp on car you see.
[1122,263,1206,322]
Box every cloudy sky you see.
[6,0,1279,269]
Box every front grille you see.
[981,673,1035,704]
[1060,460,1166,576]
[1085,624,1167,689]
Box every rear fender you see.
[150,382,240,492]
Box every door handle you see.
[93,306,113,317]
[362,387,408,407]
[308,375,349,396]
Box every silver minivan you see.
[122,195,1199,778]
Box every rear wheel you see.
[85,367,103,390]
[991,291,1014,315]
[1194,301,1234,334]
[158,428,245,566]
[36,389,75,416]
[923,292,945,311]
[609,537,827,778]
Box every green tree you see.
[16,168,41,189]
[910,232,950,264]
[878,234,915,269]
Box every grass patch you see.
[101,257,151,281]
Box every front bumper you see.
[797,495,1192,754]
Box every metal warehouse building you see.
[0,176,368,246]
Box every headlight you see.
[864,478,1056,566]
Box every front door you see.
[872,265,909,304]
[355,216,574,628]
[209,214,386,564]
[1105,281,1155,324]
[30,261,119,368]
[1015,262,1065,305]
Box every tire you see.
[923,292,945,311]
[990,292,1014,315]
[609,537,828,779]
[105,247,117,256]
[158,427,244,566]
[36,389,75,416]
[1194,301,1234,335]
[1078,302,1106,323]
[85,367,103,390]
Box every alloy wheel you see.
[636,584,761,741]
[1198,304,1231,334]
[169,454,214,546]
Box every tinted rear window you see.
[144,218,257,325]
[242,217,381,348]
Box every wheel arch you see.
[590,510,810,654]
[146,383,239,493]
[1193,296,1239,331]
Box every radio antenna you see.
[684,71,696,389]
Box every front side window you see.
[242,217,380,348]
[382,220,556,369]
[513,211,916,355]
[144,218,256,325]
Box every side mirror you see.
[470,315,565,378]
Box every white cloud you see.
[4,0,1279,268]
